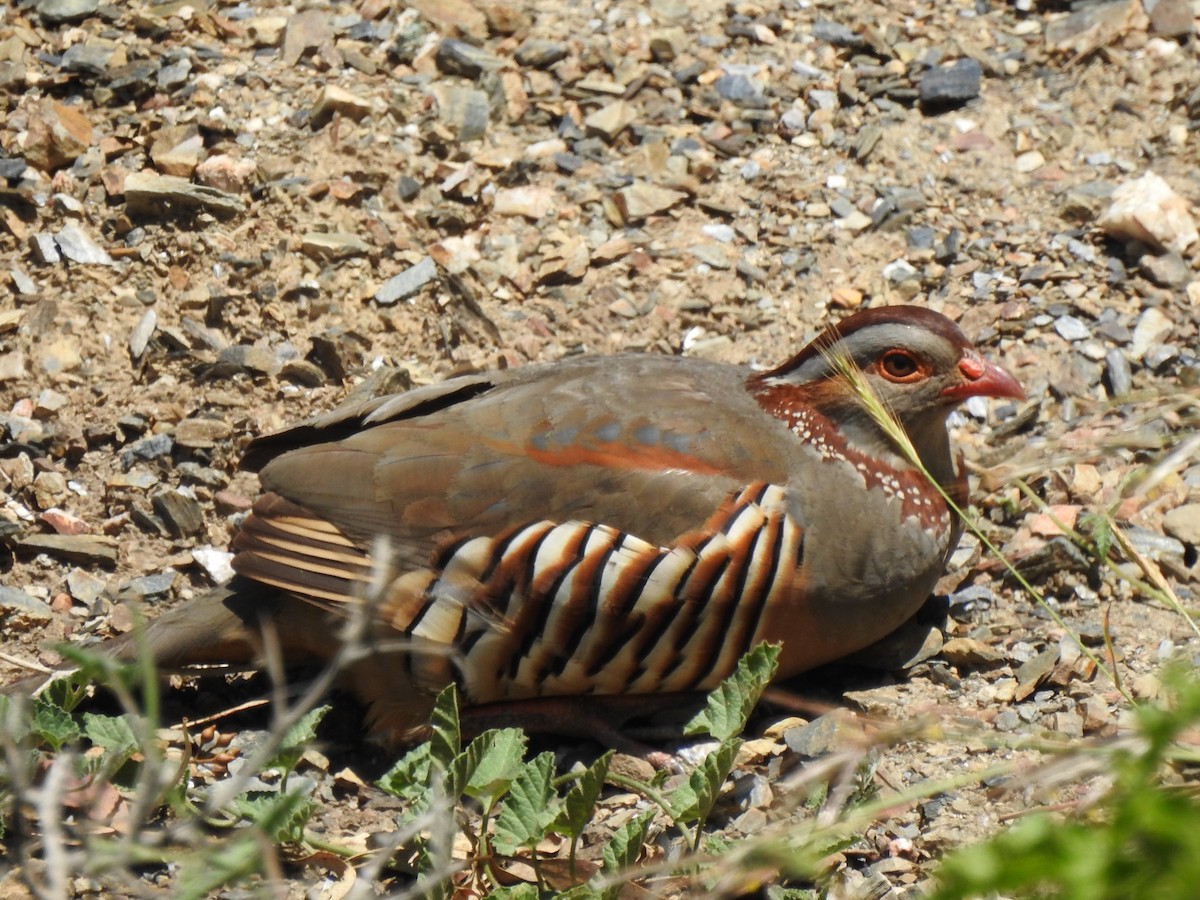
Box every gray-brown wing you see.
[247,355,796,568]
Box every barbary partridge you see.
[11,305,1023,746]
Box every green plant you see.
[376,642,781,895]
[930,667,1200,900]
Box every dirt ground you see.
[1,0,1199,895]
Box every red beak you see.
[941,351,1025,402]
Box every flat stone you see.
[125,172,245,219]
[1139,251,1191,287]
[311,85,373,129]
[434,86,490,142]
[375,256,438,305]
[35,0,100,24]
[1104,348,1133,398]
[1146,0,1193,36]
[1130,306,1172,360]
[16,533,119,566]
[0,585,53,621]
[1164,504,1200,545]
[61,40,122,76]
[116,571,178,603]
[281,8,334,67]
[216,345,281,376]
[783,709,862,757]
[514,39,568,68]
[493,186,554,220]
[584,100,636,141]
[1054,315,1091,341]
[151,490,205,538]
[301,232,370,261]
[120,434,174,469]
[129,309,156,359]
[150,124,204,178]
[173,417,233,449]
[193,545,235,583]
[920,58,982,108]
[613,182,687,223]
[55,222,114,265]
[30,233,62,265]
[940,637,1005,667]
[23,100,94,172]
[40,337,81,375]
[66,568,107,604]
[436,38,503,78]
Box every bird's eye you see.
[879,350,924,382]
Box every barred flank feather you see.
[232,484,805,704]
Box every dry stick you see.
[0,650,53,674]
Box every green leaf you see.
[493,751,558,855]
[488,886,541,900]
[684,642,780,741]
[666,738,740,826]
[600,809,654,888]
[31,696,80,751]
[268,704,330,775]
[1080,510,1114,561]
[83,713,137,755]
[429,684,461,770]
[377,741,433,804]
[175,839,263,900]
[553,751,612,840]
[231,787,315,843]
[462,727,526,807]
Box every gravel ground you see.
[1,0,1199,895]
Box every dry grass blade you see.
[819,343,1124,698]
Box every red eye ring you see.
[879,350,926,383]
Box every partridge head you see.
[7,305,1023,747]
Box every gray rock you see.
[1145,344,1178,371]
[436,87,490,142]
[129,309,156,360]
[784,710,861,757]
[158,58,192,90]
[120,434,174,469]
[56,222,114,265]
[35,0,99,24]
[375,256,438,305]
[117,571,178,603]
[16,533,118,566]
[0,585,53,621]
[1123,525,1185,561]
[11,267,36,294]
[151,490,205,538]
[514,39,568,68]
[1104,348,1132,398]
[1054,315,1091,341]
[812,20,864,48]
[436,39,503,78]
[61,42,117,76]
[714,73,764,106]
[30,233,61,265]
[125,172,245,219]
[66,568,107,604]
[1139,251,1191,287]
[1130,307,1172,360]
[216,345,282,376]
[920,58,982,108]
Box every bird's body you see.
[8,306,1023,745]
